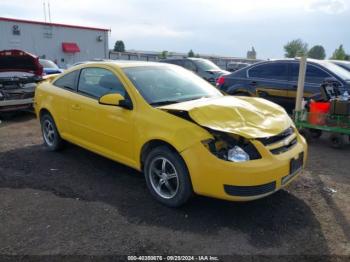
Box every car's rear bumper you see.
[181,133,307,201]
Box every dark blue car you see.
[216,59,350,112]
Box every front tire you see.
[40,113,64,151]
[144,146,193,207]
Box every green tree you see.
[188,49,195,57]
[284,39,308,58]
[195,53,200,58]
[308,45,326,60]
[114,40,125,52]
[331,45,346,60]
[159,50,168,59]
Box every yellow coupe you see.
[34,61,307,207]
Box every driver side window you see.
[78,68,126,99]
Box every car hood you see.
[159,96,291,139]
[0,49,43,76]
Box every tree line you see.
[284,39,349,60]
[113,39,349,61]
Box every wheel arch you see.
[140,139,180,171]
[226,84,255,96]
[38,108,63,136]
[39,108,52,119]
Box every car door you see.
[67,66,135,166]
[288,62,333,98]
[50,70,80,135]
[247,62,289,106]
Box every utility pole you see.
[48,0,52,23]
[295,56,307,112]
[43,1,47,22]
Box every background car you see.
[227,62,250,72]
[0,49,43,116]
[216,59,350,113]
[39,59,63,75]
[160,57,229,85]
[34,61,306,207]
[329,60,350,72]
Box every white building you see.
[0,17,110,68]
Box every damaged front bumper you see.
[181,131,308,201]
[0,89,35,112]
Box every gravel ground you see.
[0,112,349,261]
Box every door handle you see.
[250,81,257,86]
[71,104,81,111]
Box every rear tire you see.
[40,113,64,151]
[144,146,193,207]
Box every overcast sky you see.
[1,0,349,59]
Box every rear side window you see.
[77,67,126,99]
[291,63,331,84]
[248,63,288,80]
[53,70,79,90]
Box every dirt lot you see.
[0,112,349,260]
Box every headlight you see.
[202,131,260,162]
[227,146,250,162]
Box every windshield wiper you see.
[149,100,183,106]
[150,96,211,106]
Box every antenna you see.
[43,1,47,22]
[48,0,52,23]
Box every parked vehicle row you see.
[160,57,229,85]
[3,50,349,207]
[216,59,350,113]
[35,61,307,207]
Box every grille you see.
[3,92,34,100]
[257,127,294,146]
[270,138,297,155]
[6,93,24,99]
[224,181,276,197]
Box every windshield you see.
[193,59,221,71]
[40,59,59,69]
[123,65,222,106]
[319,61,350,80]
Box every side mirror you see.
[99,93,133,109]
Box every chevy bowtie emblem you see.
[283,139,290,146]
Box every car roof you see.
[68,60,176,71]
[328,60,350,65]
[250,58,335,67]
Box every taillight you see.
[216,76,225,86]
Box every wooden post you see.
[295,56,307,112]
